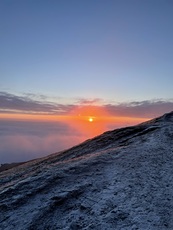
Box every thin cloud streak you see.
[104,100,173,118]
[77,98,103,105]
[0,92,73,115]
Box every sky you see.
[0,0,173,163]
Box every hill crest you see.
[0,111,173,229]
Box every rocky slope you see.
[0,111,173,229]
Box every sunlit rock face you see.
[1,111,173,230]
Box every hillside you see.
[0,111,173,229]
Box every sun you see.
[88,117,94,122]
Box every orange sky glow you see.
[0,105,152,163]
[0,105,149,137]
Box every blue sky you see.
[1,0,173,163]
[1,0,173,102]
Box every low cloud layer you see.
[0,120,85,163]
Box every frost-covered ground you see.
[0,112,173,230]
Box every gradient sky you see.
[0,0,173,163]
[1,0,173,101]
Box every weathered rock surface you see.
[1,112,173,229]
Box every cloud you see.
[104,100,173,118]
[0,116,144,163]
[0,91,173,119]
[0,92,74,115]
[77,98,103,105]
[0,120,85,163]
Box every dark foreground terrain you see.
[0,163,25,173]
[0,112,173,229]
